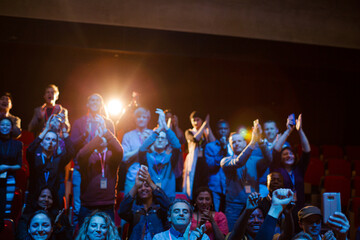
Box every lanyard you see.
[151,154,166,176]
[289,171,295,187]
[98,150,107,178]
[41,154,53,184]
[138,130,145,145]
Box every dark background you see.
[1,16,359,146]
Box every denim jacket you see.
[118,187,171,240]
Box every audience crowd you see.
[0,86,353,239]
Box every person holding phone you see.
[118,166,171,240]
[270,114,311,216]
[292,205,350,240]
[220,119,272,231]
[191,187,228,240]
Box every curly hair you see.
[75,210,120,240]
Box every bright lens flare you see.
[107,99,123,116]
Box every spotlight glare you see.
[107,99,123,116]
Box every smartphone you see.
[322,192,341,224]
[140,164,148,172]
[200,224,206,233]
[253,119,259,126]
[288,113,296,127]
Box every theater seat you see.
[326,158,352,179]
[18,130,34,146]
[323,175,351,209]
[322,145,344,160]
[305,158,324,186]
[346,145,360,162]
[0,219,15,240]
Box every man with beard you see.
[204,119,232,212]
[0,92,21,138]
[153,199,210,240]
[29,84,70,137]
[220,120,272,231]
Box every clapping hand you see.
[156,108,168,131]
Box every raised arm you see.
[255,189,294,240]
[193,114,211,142]
[296,114,311,153]
[274,115,295,152]
[227,192,261,240]
[277,202,295,240]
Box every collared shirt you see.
[153,227,210,240]
[122,128,153,194]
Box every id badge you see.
[245,185,252,194]
[0,172,7,179]
[198,148,203,158]
[100,178,107,189]
[156,182,162,188]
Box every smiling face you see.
[169,202,191,231]
[87,94,103,114]
[246,208,264,237]
[263,122,279,143]
[281,148,295,168]
[137,181,153,200]
[0,118,12,135]
[230,133,247,155]
[300,215,322,237]
[87,216,107,240]
[0,95,12,112]
[37,189,53,210]
[44,87,59,105]
[41,132,58,153]
[28,213,53,240]
[191,117,203,130]
[195,191,212,213]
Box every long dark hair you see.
[192,187,215,211]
